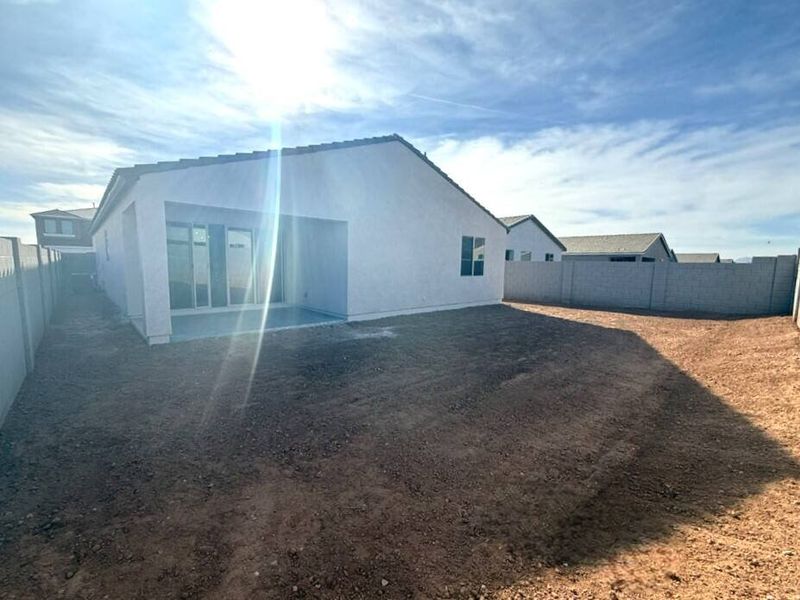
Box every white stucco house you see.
[90,134,507,344]
[500,214,565,262]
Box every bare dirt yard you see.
[1,293,798,599]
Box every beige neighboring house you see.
[675,252,721,263]
[500,214,565,262]
[561,233,675,262]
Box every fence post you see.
[48,249,56,310]
[35,246,47,319]
[8,238,34,374]
[793,249,800,327]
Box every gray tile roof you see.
[499,215,531,227]
[91,134,508,233]
[499,214,566,250]
[31,206,97,220]
[65,207,97,220]
[675,252,720,263]
[561,233,664,254]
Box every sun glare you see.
[202,0,343,116]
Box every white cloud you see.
[0,201,49,243]
[33,182,106,203]
[0,109,133,242]
[0,108,136,178]
[425,121,800,258]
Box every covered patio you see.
[152,203,348,343]
[170,305,342,342]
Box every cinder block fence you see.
[505,254,799,317]
[0,237,63,426]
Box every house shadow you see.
[198,302,800,596]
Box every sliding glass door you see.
[167,221,273,310]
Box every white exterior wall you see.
[94,140,506,342]
[506,220,563,262]
[93,199,130,312]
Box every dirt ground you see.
[0,293,798,599]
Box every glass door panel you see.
[208,224,228,308]
[227,228,254,305]
[255,228,285,304]
[192,226,209,307]
[166,224,193,309]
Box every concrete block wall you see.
[0,237,62,427]
[505,255,798,316]
[569,261,654,309]
[505,261,562,303]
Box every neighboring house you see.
[500,214,565,262]
[31,206,98,289]
[91,134,507,345]
[561,233,675,262]
[675,252,721,263]
[30,207,97,254]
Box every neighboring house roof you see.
[675,253,720,263]
[91,134,508,234]
[499,214,566,251]
[31,206,97,220]
[65,207,98,220]
[720,258,734,263]
[561,233,669,255]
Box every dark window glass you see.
[44,219,57,234]
[208,224,228,307]
[473,237,485,261]
[545,253,554,262]
[610,256,636,262]
[461,235,486,276]
[641,257,656,263]
[505,250,514,261]
[461,236,473,260]
[61,220,74,235]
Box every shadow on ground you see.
[0,293,797,599]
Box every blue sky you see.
[1,0,798,258]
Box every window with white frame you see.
[42,217,76,236]
[460,236,485,276]
[545,253,554,262]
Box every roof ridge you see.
[561,232,662,238]
[121,134,402,175]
